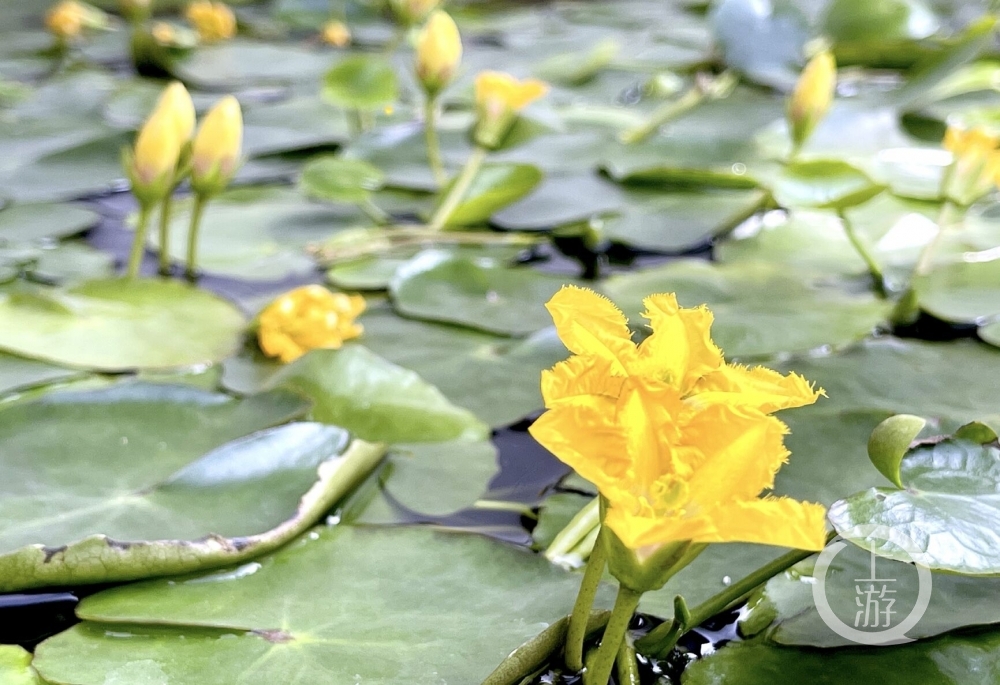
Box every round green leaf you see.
[359,304,568,428]
[265,345,489,443]
[0,202,99,245]
[0,646,39,685]
[0,279,246,371]
[33,526,614,685]
[437,163,544,227]
[867,414,927,488]
[823,0,939,44]
[300,155,385,204]
[390,250,568,336]
[771,160,886,210]
[174,41,331,89]
[0,382,379,591]
[0,351,83,397]
[830,437,1000,574]
[322,55,398,110]
[603,259,891,358]
[491,174,625,231]
[914,258,1000,323]
[710,0,810,88]
[981,320,1000,348]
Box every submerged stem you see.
[428,145,488,230]
[636,532,837,658]
[185,194,208,282]
[424,95,446,186]
[126,203,153,279]
[583,585,642,685]
[565,525,607,672]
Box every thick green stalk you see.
[584,585,642,685]
[428,145,488,230]
[565,525,607,672]
[616,639,641,685]
[424,95,446,186]
[837,210,885,297]
[636,532,836,658]
[184,194,208,282]
[545,497,600,563]
[481,611,611,685]
[157,194,174,276]
[126,203,153,279]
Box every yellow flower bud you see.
[472,71,548,149]
[942,123,1000,205]
[190,95,242,195]
[46,1,84,40]
[257,285,367,363]
[389,0,439,25]
[787,49,836,151]
[151,21,178,46]
[321,20,351,47]
[128,108,183,204]
[152,81,197,144]
[415,11,462,96]
[186,1,236,42]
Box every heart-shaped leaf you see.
[437,163,543,227]
[322,55,398,110]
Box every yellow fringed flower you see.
[258,286,367,363]
[190,95,242,196]
[321,20,351,47]
[415,11,462,95]
[186,1,236,42]
[529,286,827,553]
[787,49,836,151]
[942,123,1000,205]
[473,71,548,149]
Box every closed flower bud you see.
[190,95,242,196]
[472,71,548,149]
[389,0,439,25]
[942,123,1000,205]
[46,1,107,41]
[186,1,236,42]
[416,11,461,96]
[153,81,196,144]
[321,20,351,47]
[127,108,183,205]
[258,285,367,363]
[787,49,836,151]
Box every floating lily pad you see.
[913,258,1000,323]
[0,133,129,203]
[0,279,246,371]
[390,250,568,336]
[0,202,99,245]
[27,241,115,284]
[603,259,891,358]
[711,0,810,88]
[33,526,612,685]
[438,163,544,227]
[829,437,1000,575]
[491,174,625,231]
[243,96,351,157]
[823,0,940,68]
[605,188,767,252]
[359,304,568,428]
[174,42,332,89]
[750,541,1000,648]
[0,646,38,685]
[602,135,763,188]
[322,55,398,110]
[351,440,499,524]
[265,345,489,443]
[299,155,385,203]
[0,382,369,591]
[770,160,885,210]
[981,321,1000,348]
[0,352,83,397]
[684,629,1000,684]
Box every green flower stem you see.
[636,532,837,658]
[424,95,446,186]
[126,202,153,279]
[428,145,488,231]
[359,197,390,226]
[565,525,608,672]
[481,610,611,685]
[184,193,208,282]
[583,585,643,685]
[914,201,958,277]
[544,497,600,563]
[619,86,704,145]
[157,194,175,276]
[616,639,641,685]
[837,209,886,298]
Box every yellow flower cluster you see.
[321,20,351,47]
[186,1,236,42]
[529,286,828,553]
[258,286,367,363]
[943,124,1000,205]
